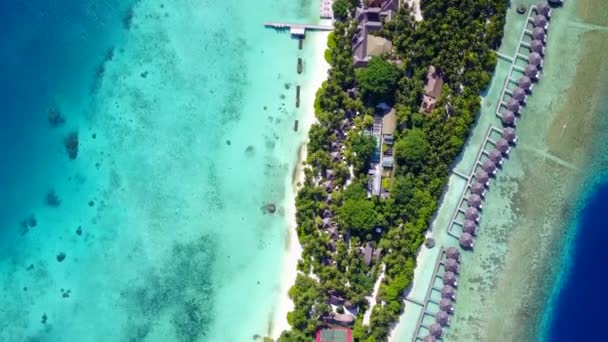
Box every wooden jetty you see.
[264,22,333,37]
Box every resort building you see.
[352,0,399,67]
[420,65,444,113]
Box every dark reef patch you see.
[123,235,217,341]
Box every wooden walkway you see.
[495,5,540,121]
[447,126,504,238]
[264,22,333,36]
[409,248,454,342]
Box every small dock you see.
[264,22,333,37]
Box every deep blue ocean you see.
[546,183,608,341]
[0,1,129,244]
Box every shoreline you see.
[269,30,331,339]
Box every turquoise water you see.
[0,1,324,340]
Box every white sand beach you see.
[270,30,331,339]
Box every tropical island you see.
[278,0,506,341]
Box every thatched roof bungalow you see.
[459,232,474,249]
[436,310,450,326]
[470,181,486,197]
[482,159,497,175]
[463,219,477,235]
[502,127,518,144]
[465,207,480,223]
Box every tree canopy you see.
[355,57,401,105]
[394,128,430,174]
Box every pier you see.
[446,126,505,238]
[263,22,333,37]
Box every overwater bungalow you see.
[507,98,521,114]
[525,64,540,79]
[465,207,480,223]
[530,39,546,55]
[423,336,437,342]
[532,27,547,43]
[518,76,534,93]
[470,181,486,197]
[512,87,528,104]
[436,310,450,326]
[496,138,511,155]
[445,258,459,273]
[528,52,544,69]
[488,149,504,166]
[441,285,456,300]
[459,232,475,249]
[533,14,549,30]
[443,271,458,287]
[502,110,516,126]
[429,323,443,338]
[468,193,483,209]
[463,219,477,235]
[502,127,518,144]
[482,159,497,175]
[439,298,454,312]
[475,170,490,186]
[536,2,552,18]
[445,246,460,260]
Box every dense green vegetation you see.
[279,1,506,341]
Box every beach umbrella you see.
[436,310,450,326]
[530,39,545,55]
[468,193,483,209]
[429,323,443,338]
[482,159,497,175]
[518,76,533,92]
[533,14,548,28]
[443,271,458,287]
[496,138,511,155]
[423,336,437,342]
[445,258,459,273]
[502,127,518,144]
[465,207,480,222]
[445,246,460,260]
[470,181,486,196]
[532,27,547,42]
[439,298,453,312]
[460,232,475,249]
[463,219,478,235]
[536,2,552,17]
[441,285,456,300]
[525,64,540,79]
[528,52,543,68]
[488,149,504,166]
[512,87,527,103]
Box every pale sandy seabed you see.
[393,0,608,341]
